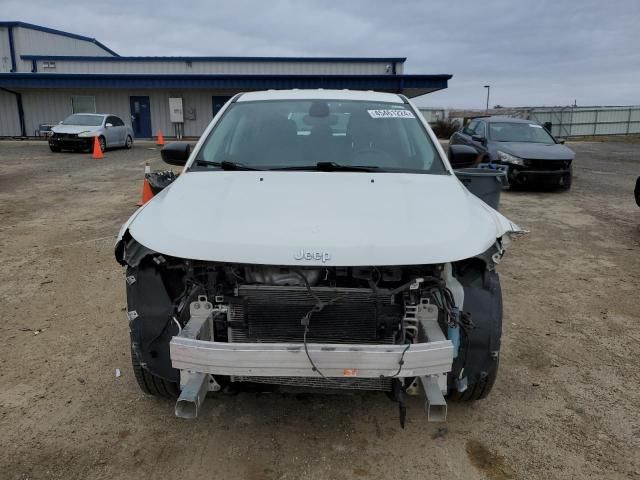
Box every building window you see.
[71,96,96,114]
[42,61,56,69]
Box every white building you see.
[0,21,451,138]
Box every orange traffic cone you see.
[92,135,104,159]
[157,129,165,146]
[136,162,154,206]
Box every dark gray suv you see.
[449,116,575,190]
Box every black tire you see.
[49,145,61,152]
[130,344,179,398]
[125,135,133,149]
[98,136,106,152]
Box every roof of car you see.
[482,116,537,124]
[238,89,405,103]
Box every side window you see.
[463,120,478,136]
[111,116,125,126]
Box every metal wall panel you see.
[418,108,446,123]
[21,89,74,135]
[529,106,640,137]
[15,88,233,138]
[33,59,397,75]
[0,27,12,73]
[13,27,111,71]
[0,89,21,136]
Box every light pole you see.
[484,85,490,112]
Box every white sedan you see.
[48,113,134,152]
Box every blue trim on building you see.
[0,73,450,96]
[0,21,119,56]
[20,54,407,63]
[7,26,17,72]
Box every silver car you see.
[48,113,134,152]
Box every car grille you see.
[233,375,393,391]
[53,133,78,140]
[524,159,571,170]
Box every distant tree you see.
[431,119,460,139]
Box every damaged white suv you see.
[115,89,523,424]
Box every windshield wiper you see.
[271,162,381,172]
[194,160,262,171]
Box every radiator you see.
[227,285,401,392]
[228,285,401,344]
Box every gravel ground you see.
[0,140,638,480]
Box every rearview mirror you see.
[161,142,191,166]
[448,144,479,169]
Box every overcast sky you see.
[4,0,639,108]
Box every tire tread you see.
[130,345,179,398]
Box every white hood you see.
[51,124,101,134]
[123,171,521,266]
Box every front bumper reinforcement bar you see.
[170,297,453,420]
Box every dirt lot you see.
[1,140,638,480]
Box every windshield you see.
[488,122,556,144]
[62,114,104,126]
[194,100,446,173]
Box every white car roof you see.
[238,89,405,103]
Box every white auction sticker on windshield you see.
[368,109,415,119]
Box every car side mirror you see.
[556,138,566,144]
[105,123,113,128]
[471,134,486,145]
[448,144,480,169]
[161,142,191,166]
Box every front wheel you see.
[49,145,61,152]
[98,136,106,152]
[125,135,133,149]
[130,344,179,398]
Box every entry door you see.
[212,95,232,118]
[129,96,152,138]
